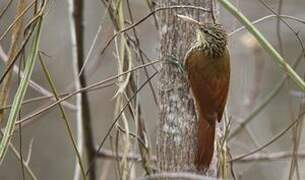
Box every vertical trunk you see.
[73,0,95,179]
[157,0,218,176]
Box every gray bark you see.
[157,0,217,175]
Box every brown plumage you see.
[184,23,230,171]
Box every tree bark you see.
[157,0,217,176]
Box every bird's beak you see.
[177,15,205,42]
[177,14,202,26]
[177,14,205,42]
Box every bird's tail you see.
[194,114,216,170]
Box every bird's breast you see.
[186,48,230,80]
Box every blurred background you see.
[1,0,305,179]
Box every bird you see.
[184,22,230,171]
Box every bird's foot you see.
[163,55,185,74]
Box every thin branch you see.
[73,0,96,179]
[96,148,156,162]
[15,60,161,126]
[0,0,14,19]
[100,5,210,57]
[126,0,158,106]
[116,125,147,150]
[38,54,87,180]
[0,45,76,110]
[231,107,305,162]
[257,0,305,53]
[228,9,305,140]
[234,151,305,163]
[0,0,36,42]
[1,0,27,177]
[18,54,26,180]
[0,15,43,163]
[68,0,85,179]
[276,0,284,55]
[0,82,114,112]
[0,23,35,85]
[0,1,52,86]
[145,0,159,29]
[86,71,158,175]
[0,0,27,126]
[77,1,110,77]
[25,138,34,164]
[255,1,304,179]
[218,0,305,90]
[0,130,38,180]
[228,47,304,140]
[229,14,305,37]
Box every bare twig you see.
[218,0,305,91]
[235,151,305,163]
[145,0,159,29]
[126,0,155,175]
[72,0,96,179]
[100,5,210,57]
[18,57,26,180]
[0,0,36,42]
[0,130,37,180]
[38,54,87,180]
[0,23,34,85]
[77,1,110,77]
[25,138,34,164]
[96,148,156,162]
[86,71,158,175]
[0,82,114,112]
[0,0,26,124]
[0,45,76,110]
[229,52,303,140]
[231,107,305,161]
[0,0,46,164]
[16,60,161,126]
[257,0,305,53]
[68,0,85,179]
[276,0,284,55]
[0,0,13,19]
[229,14,305,37]
[2,1,27,177]
[126,0,158,106]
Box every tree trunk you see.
[157,0,219,176]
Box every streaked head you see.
[177,15,228,57]
[196,23,227,48]
[196,23,227,57]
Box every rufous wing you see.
[184,47,230,170]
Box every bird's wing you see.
[185,48,230,123]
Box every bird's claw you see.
[163,55,185,74]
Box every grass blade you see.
[0,18,43,163]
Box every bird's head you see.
[196,23,227,47]
[177,15,228,57]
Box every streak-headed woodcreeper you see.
[184,22,230,171]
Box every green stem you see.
[0,18,42,162]
[217,0,305,91]
[38,55,87,180]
